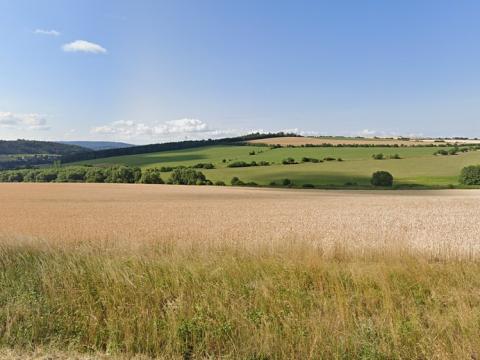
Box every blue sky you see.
[1,0,480,144]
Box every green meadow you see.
[73,145,480,187]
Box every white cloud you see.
[154,118,209,134]
[62,40,107,54]
[91,119,239,141]
[0,112,51,131]
[34,29,60,36]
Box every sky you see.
[1,0,480,144]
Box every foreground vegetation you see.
[1,242,479,359]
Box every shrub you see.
[269,181,277,186]
[192,163,214,169]
[448,147,459,155]
[323,157,336,161]
[170,168,206,185]
[337,158,343,162]
[434,149,449,156]
[23,170,39,182]
[282,178,292,186]
[139,168,164,184]
[231,177,240,185]
[57,167,87,182]
[371,171,393,187]
[301,157,320,163]
[159,166,174,172]
[282,158,297,165]
[389,154,401,159]
[302,183,315,188]
[104,166,137,183]
[228,161,251,168]
[7,171,24,182]
[214,180,226,186]
[85,168,107,183]
[372,153,384,160]
[459,165,480,185]
[35,169,58,182]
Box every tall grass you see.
[1,240,480,359]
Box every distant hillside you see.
[0,140,91,170]
[59,141,134,151]
[62,132,298,163]
[0,140,89,155]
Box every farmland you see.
[70,143,480,187]
[1,183,480,358]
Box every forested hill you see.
[0,140,90,155]
[62,132,298,163]
[59,141,134,151]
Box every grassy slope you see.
[74,145,480,186]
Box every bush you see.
[192,163,214,169]
[7,171,24,182]
[35,169,58,182]
[301,157,320,163]
[434,149,449,156]
[389,154,401,159]
[214,180,226,186]
[371,171,393,187]
[104,166,138,183]
[323,157,336,161]
[282,178,292,186]
[170,168,206,185]
[85,168,106,183]
[282,158,297,165]
[302,183,315,188]
[448,147,459,155]
[459,165,480,185]
[231,177,241,185]
[23,170,39,182]
[139,168,164,184]
[57,167,87,182]
[228,161,251,168]
[372,153,384,160]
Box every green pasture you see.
[73,145,480,187]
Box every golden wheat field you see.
[248,136,434,146]
[1,183,479,259]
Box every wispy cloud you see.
[34,29,60,36]
[0,112,50,131]
[62,40,107,54]
[91,119,238,141]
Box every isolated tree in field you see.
[371,171,393,187]
[459,165,480,185]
